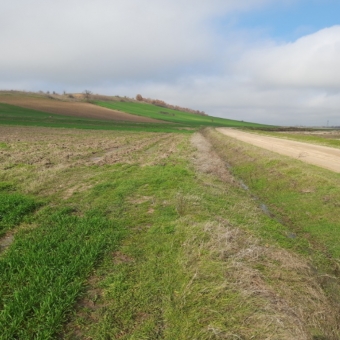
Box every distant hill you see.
[0,91,163,123]
[96,100,268,128]
[0,90,271,129]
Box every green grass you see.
[0,103,189,133]
[1,127,339,339]
[61,162,284,339]
[0,158,264,339]
[0,132,283,339]
[95,100,268,128]
[0,209,126,339]
[0,190,40,237]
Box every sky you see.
[1,0,340,126]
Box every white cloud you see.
[138,26,340,126]
[0,0,280,83]
[1,0,340,126]
[237,26,340,89]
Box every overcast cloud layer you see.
[1,0,340,126]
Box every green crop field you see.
[95,100,268,128]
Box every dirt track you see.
[0,95,163,123]
[217,128,340,173]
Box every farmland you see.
[1,93,340,339]
[96,100,266,128]
[0,92,162,123]
[0,91,268,131]
[0,125,340,339]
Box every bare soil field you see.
[217,128,340,173]
[0,126,178,196]
[0,92,164,123]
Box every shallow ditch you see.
[225,161,296,239]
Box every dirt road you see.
[216,128,340,173]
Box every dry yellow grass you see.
[0,126,175,197]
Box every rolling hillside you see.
[0,91,271,130]
[96,100,268,128]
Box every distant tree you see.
[83,90,92,102]
[136,94,143,101]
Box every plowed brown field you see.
[0,94,164,123]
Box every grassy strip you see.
[0,103,189,133]
[0,209,126,339]
[252,130,340,149]
[95,100,268,128]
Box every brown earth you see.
[0,93,164,123]
[217,128,340,173]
